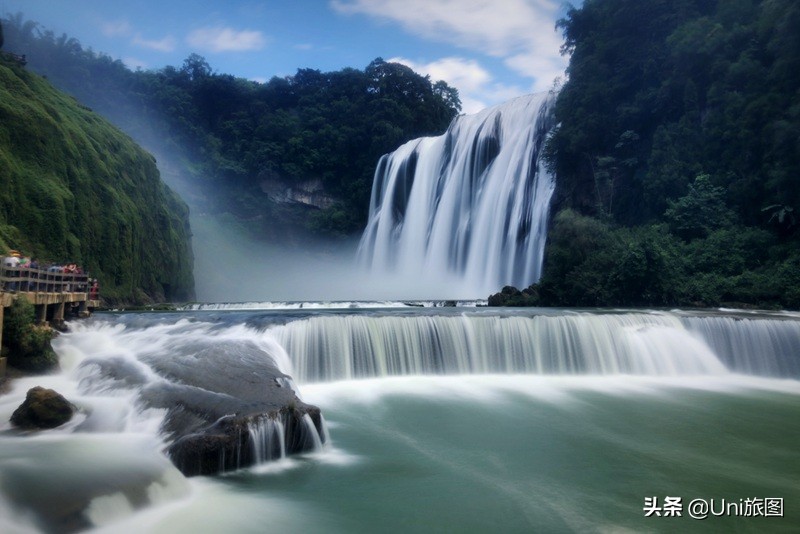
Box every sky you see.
[1,0,573,113]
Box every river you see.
[1,304,798,532]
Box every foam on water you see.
[1,307,799,531]
[268,312,739,382]
[180,300,486,311]
[300,373,800,409]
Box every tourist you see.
[64,263,75,292]
[18,256,31,290]
[2,254,20,268]
[3,253,20,291]
[29,259,39,291]
[48,264,63,293]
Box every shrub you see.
[2,298,58,372]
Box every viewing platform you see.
[0,267,101,375]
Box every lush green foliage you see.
[663,174,734,238]
[493,209,799,308]
[538,210,798,307]
[1,15,461,237]
[528,0,800,308]
[0,58,194,302]
[549,0,800,223]
[2,298,57,371]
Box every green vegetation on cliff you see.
[2,15,461,238]
[504,0,799,309]
[0,56,194,302]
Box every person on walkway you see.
[29,259,39,291]
[19,256,31,290]
[3,254,20,291]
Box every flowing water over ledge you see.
[358,93,556,294]
[1,306,799,532]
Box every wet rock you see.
[135,341,326,477]
[488,284,541,307]
[10,386,76,429]
[167,404,324,477]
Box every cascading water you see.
[682,315,800,377]
[248,416,286,463]
[1,307,799,532]
[357,93,556,296]
[267,310,800,382]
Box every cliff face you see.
[260,177,337,211]
[0,58,194,303]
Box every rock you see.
[133,341,326,477]
[488,284,542,307]
[260,175,337,210]
[488,286,520,306]
[10,386,76,429]
[167,404,325,477]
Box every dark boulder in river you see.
[132,341,326,477]
[167,404,324,476]
[10,386,76,429]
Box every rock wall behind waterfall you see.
[358,93,556,296]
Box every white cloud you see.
[294,43,314,50]
[100,20,132,38]
[332,0,566,94]
[186,27,267,53]
[132,34,177,52]
[250,76,268,84]
[389,56,525,114]
[504,52,564,92]
[396,56,490,92]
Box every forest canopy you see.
[497,0,800,309]
[1,13,462,237]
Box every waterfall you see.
[268,312,800,383]
[3,309,798,532]
[246,413,326,466]
[683,315,800,377]
[357,93,556,296]
[248,417,287,464]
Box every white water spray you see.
[269,312,734,382]
[1,308,798,531]
[358,93,556,296]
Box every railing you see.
[0,52,27,66]
[0,266,90,295]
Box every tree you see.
[665,174,735,239]
[0,15,461,238]
[2,298,57,372]
[533,0,800,308]
[181,53,211,81]
[433,80,461,114]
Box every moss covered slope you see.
[0,58,194,302]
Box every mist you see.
[137,119,485,303]
[0,33,482,302]
[109,99,474,304]
[190,213,485,303]
[91,91,506,304]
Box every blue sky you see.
[1,0,573,113]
